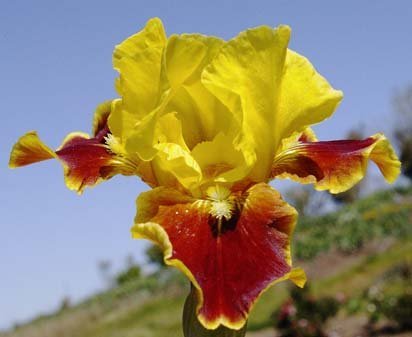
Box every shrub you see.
[273,285,340,337]
[115,265,141,286]
[383,294,412,330]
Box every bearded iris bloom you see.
[9,18,400,331]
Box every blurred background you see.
[0,1,411,336]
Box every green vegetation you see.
[115,265,141,286]
[1,186,411,337]
[294,186,412,260]
[273,285,340,337]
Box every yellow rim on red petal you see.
[271,133,401,193]
[9,102,143,194]
[9,131,55,168]
[132,183,306,329]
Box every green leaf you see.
[182,284,247,337]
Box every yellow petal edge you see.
[9,131,55,168]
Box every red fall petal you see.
[55,133,113,193]
[132,183,303,329]
[272,134,401,193]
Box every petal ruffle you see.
[276,51,342,145]
[271,133,401,193]
[202,25,290,182]
[121,33,210,160]
[145,113,203,191]
[202,25,342,183]
[191,132,253,184]
[112,22,227,160]
[165,35,232,148]
[110,22,245,190]
[132,183,305,329]
[154,142,202,191]
[109,18,167,142]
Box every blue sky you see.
[1,0,411,330]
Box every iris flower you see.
[9,18,400,331]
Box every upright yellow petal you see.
[156,112,189,150]
[191,132,253,184]
[155,143,202,191]
[108,18,167,141]
[202,25,291,181]
[276,50,343,144]
[134,112,202,191]
[166,35,234,148]
[165,34,207,89]
[123,33,222,160]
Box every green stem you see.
[182,284,248,337]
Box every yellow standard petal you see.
[191,132,252,185]
[146,113,203,191]
[108,18,167,143]
[276,50,343,144]
[122,30,220,161]
[166,35,233,148]
[202,25,291,181]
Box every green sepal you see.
[182,284,248,337]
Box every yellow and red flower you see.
[9,18,400,330]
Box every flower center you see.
[206,185,237,236]
[210,201,233,221]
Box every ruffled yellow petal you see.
[202,25,291,182]
[108,18,167,142]
[369,134,401,183]
[202,25,342,183]
[166,35,233,149]
[154,143,202,191]
[135,113,202,191]
[156,112,189,150]
[191,132,252,184]
[165,34,207,89]
[122,32,225,161]
[277,50,343,143]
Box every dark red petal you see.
[132,183,302,329]
[56,133,113,193]
[272,134,400,193]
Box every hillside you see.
[2,186,411,337]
